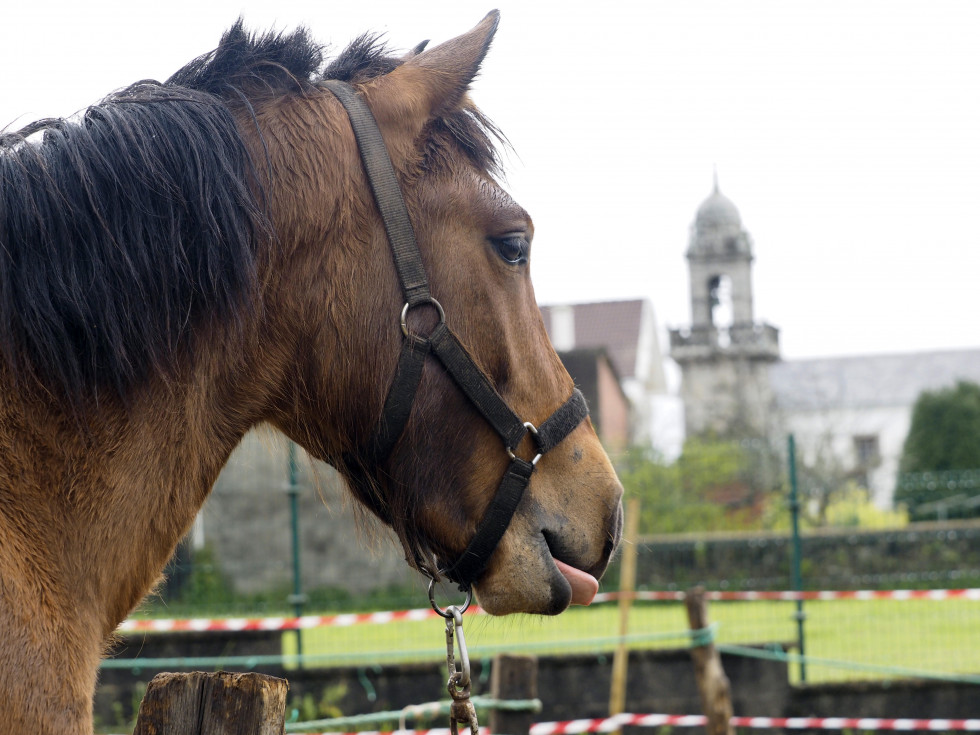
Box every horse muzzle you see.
[470,479,624,616]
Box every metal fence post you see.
[787,434,806,682]
[286,441,307,658]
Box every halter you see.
[324,80,588,590]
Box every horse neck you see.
[0,346,280,735]
[0,333,277,635]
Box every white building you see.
[770,349,980,508]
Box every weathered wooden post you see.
[685,587,734,735]
[133,671,288,735]
[608,496,640,718]
[490,654,537,735]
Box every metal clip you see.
[444,606,471,691]
[444,605,477,735]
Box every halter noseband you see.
[324,80,588,590]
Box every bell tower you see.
[669,178,780,437]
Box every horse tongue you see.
[553,559,599,606]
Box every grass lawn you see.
[281,598,980,684]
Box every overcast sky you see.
[3,1,978,363]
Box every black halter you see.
[323,80,588,590]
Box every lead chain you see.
[444,606,478,735]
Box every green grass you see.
[280,598,980,684]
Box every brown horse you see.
[0,12,623,734]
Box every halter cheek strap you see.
[323,80,588,590]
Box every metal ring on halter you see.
[507,421,542,466]
[401,298,446,338]
[427,576,473,618]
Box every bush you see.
[896,381,980,518]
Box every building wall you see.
[773,404,911,508]
[596,355,630,453]
[630,300,668,446]
[679,356,775,438]
[556,348,632,452]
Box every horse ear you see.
[404,40,430,58]
[365,11,499,129]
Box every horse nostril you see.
[602,501,625,565]
[612,500,624,541]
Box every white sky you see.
[3,1,978,362]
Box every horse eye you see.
[492,236,529,265]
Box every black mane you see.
[0,20,501,410]
[168,20,325,99]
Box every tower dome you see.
[688,176,752,258]
[695,187,741,230]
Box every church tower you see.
[669,178,780,438]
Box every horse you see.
[0,12,623,734]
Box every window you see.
[708,274,733,347]
[854,435,880,467]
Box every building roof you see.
[540,299,645,381]
[770,348,980,411]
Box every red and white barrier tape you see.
[118,588,978,633]
[111,716,980,735]
[286,730,489,735]
[530,714,980,733]
[114,730,490,735]
[593,589,980,603]
[117,607,483,633]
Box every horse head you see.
[258,13,624,615]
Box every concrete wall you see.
[96,642,791,728]
[198,429,412,596]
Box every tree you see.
[895,380,980,517]
[618,437,779,534]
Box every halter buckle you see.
[507,421,542,466]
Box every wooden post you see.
[133,671,288,735]
[608,496,640,717]
[490,654,537,735]
[685,587,734,735]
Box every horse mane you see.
[0,20,502,411]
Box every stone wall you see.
[632,520,980,590]
[197,429,413,597]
